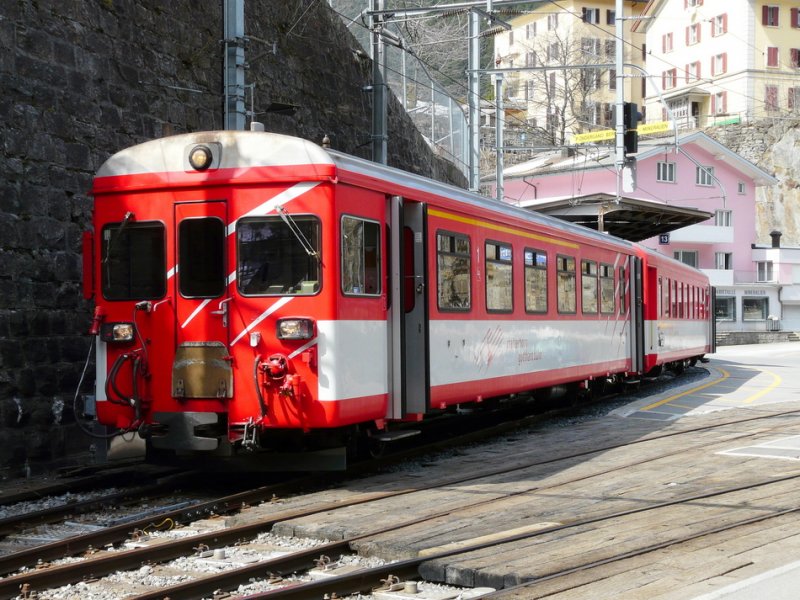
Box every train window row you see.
[659,276,708,320]
[437,231,627,317]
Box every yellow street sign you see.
[573,129,615,144]
[637,121,672,135]
[573,121,673,144]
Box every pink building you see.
[497,131,780,333]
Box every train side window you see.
[524,248,547,313]
[437,231,471,311]
[600,263,615,314]
[101,221,166,300]
[341,215,381,296]
[237,216,321,296]
[671,280,678,317]
[486,241,513,313]
[557,255,576,313]
[663,277,670,318]
[581,259,598,314]
[618,265,626,314]
[179,217,225,298]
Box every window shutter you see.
[711,56,716,76]
[685,26,690,45]
[791,48,799,67]
[697,24,701,42]
[722,13,728,32]
[582,7,588,22]
[711,94,716,113]
[762,5,769,24]
[790,88,795,110]
[722,53,727,73]
[685,64,690,82]
[722,92,727,112]
[793,7,799,27]
[662,34,666,53]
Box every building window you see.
[743,297,769,321]
[485,241,513,312]
[663,68,677,89]
[662,32,674,53]
[712,53,727,75]
[524,249,548,313]
[687,23,701,45]
[712,14,728,36]
[762,5,780,26]
[715,296,736,321]
[526,22,536,38]
[766,46,779,68]
[582,7,600,23]
[437,232,471,311]
[674,250,698,268]
[715,209,732,226]
[548,13,558,30]
[508,29,514,45]
[686,61,701,82]
[766,85,779,111]
[609,69,617,90]
[790,87,800,112]
[696,165,714,186]
[657,161,676,182]
[791,49,800,68]
[607,9,616,24]
[548,42,560,61]
[715,252,733,269]
[526,52,536,67]
[713,91,727,114]
[557,255,576,313]
[738,181,746,194]
[757,261,774,282]
[793,7,800,27]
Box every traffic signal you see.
[623,102,641,155]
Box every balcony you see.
[702,269,734,286]
[668,224,734,245]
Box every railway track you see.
[4,402,800,599]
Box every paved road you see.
[614,342,800,421]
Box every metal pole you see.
[495,73,504,203]
[614,0,624,200]
[370,0,388,164]
[468,9,481,192]
[223,0,246,130]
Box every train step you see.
[372,430,421,443]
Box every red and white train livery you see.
[83,130,714,466]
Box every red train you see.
[82,130,714,468]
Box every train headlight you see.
[188,145,213,171]
[276,318,315,340]
[100,322,135,343]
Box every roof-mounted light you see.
[188,145,213,171]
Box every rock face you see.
[704,119,800,245]
[0,0,465,475]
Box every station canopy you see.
[525,193,712,242]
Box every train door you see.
[631,256,645,374]
[172,201,233,401]
[388,196,429,418]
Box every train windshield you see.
[101,221,166,300]
[237,216,320,295]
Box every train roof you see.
[94,130,636,252]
